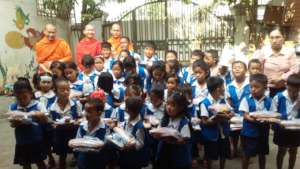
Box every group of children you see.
[8,39,300,169]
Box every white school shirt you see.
[239,95,275,113]
[192,81,208,106]
[80,71,96,95]
[145,101,165,121]
[166,117,191,138]
[122,116,144,150]
[76,120,108,138]
[35,90,55,108]
[272,90,300,120]
[225,78,249,100]
[200,94,228,138]
[103,58,114,70]
[49,98,83,117]
[141,55,159,67]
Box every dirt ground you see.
[0,96,299,169]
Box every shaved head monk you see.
[76,24,102,70]
[107,23,133,56]
[35,24,72,73]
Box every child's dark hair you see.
[53,77,69,93]
[180,83,193,97]
[97,72,113,94]
[121,49,131,57]
[86,98,105,113]
[144,41,156,50]
[166,50,178,58]
[121,36,130,42]
[150,61,166,79]
[32,73,40,90]
[65,61,78,71]
[192,59,210,79]
[166,59,181,74]
[166,73,180,85]
[124,73,141,87]
[206,76,224,93]
[50,61,65,72]
[82,55,95,68]
[206,49,219,63]
[32,72,53,90]
[126,96,143,114]
[125,84,142,97]
[14,77,33,94]
[112,60,124,72]
[248,59,261,69]
[250,73,268,86]
[150,84,165,100]
[168,91,188,115]
[102,41,112,49]
[287,74,300,87]
[232,60,247,70]
[191,49,205,58]
[123,56,136,70]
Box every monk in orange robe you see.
[107,23,133,56]
[76,24,102,70]
[35,24,72,73]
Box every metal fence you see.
[102,0,235,62]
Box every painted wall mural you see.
[0,1,69,95]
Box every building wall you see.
[0,0,70,87]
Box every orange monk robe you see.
[76,38,102,71]
[107,36,133,56]
[35,37,72,64]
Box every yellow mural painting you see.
[5,31,24,49]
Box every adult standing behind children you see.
[35,24,72,73]
[254,27,299,97]
[108,23,133,56]
[76,24,102,71]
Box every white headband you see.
[40,75,52,82]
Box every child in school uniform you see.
[200,76,233,169]
[117,96,150,169]
[9,77,47,169]
[49,78,82,169]
[165,50,178,61]
[164,74,180,100]
[204,49,220,77]
[272,74,300,169]
[76,98,111,169]
[33,73,56,168]
[226,61,250,157]
[101,42,116,70]
[144,61,166,94]
[239,73,275,169]
[94,56,107,75]
[166,59,183,83]
[248,59,263,76]
[50,61,66,80]
[97,72,115,108]
[111,61,126,106]
[146,85,165,122]
[64,62,85,99]
[34,73,56,109]
[140,41,159,69]
[123,56,149,89]
[181,49,204,84]
[78,55,97,96]
[154,91,192,169]
[191,60,209,108]
[113,85,144,123]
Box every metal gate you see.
[102,0,235,62]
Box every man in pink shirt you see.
[254,27,299,97]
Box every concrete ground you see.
[0,96,299,169]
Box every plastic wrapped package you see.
[69,137,104,152]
